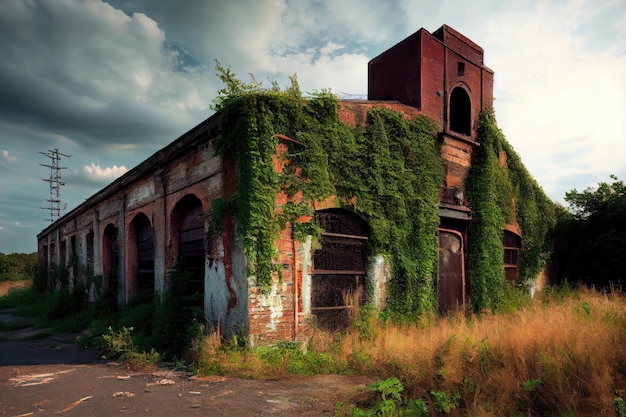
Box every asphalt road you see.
[0,310,371,416]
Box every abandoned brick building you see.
[37,25,530,343]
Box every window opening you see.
[86,229,94,274]
[60,240,67,267]
[133,214,154,294]
[503,230,522,282]
[173,195,205,313]
[103,224,119,291]
[312,209,369,330]
[449,87,471,136]
[458,62,465,76]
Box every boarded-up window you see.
[86,229,94,273]
[503,230,522,282]
[172,194,205,310]
[134,214,154,293]
[103,223,119,290]
[312,209,369,330]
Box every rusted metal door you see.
[313,210,369,330]
[437,229,465,314]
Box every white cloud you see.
[482,0,626,199]
[0,0,212,152]
[2,150,16,162]
[84,162,128,182]
[2,0,626,253]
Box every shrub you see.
[101,326,135,359]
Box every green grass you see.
[5,282,626,416]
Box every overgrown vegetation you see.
[212,64,442,314]
[0,252,37,282]
[196,287,626,417]
[552,175,626,289]
[2,61,624,416]
[466,109,557,311]
[1,262,202,363]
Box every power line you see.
[40,149,71,222]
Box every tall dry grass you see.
[331,287,626,416]
[197,288,626,416]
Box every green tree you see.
[0,252,38,282]
[553,175,626,288]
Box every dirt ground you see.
[0,309,373,417]
[0,280,31,297]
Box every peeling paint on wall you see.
[127,180,155,209]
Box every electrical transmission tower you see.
[40,149,71,222]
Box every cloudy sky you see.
[0,0,624,254]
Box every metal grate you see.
[312,210,369,330]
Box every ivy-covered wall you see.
[466,109,557,311]
[212,72,556,318]
[212,80,443,316]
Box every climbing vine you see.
[211,65,442,313]
[466,109,556,311]
[212,65,554,315]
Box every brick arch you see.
[169,194,205,309]
[449,85,472,136]
[127,212,154,300]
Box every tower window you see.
[458,62,465,76]
[503,230,522,282]
[449,87,471,136]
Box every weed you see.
[403,399,429,417]
[370,377,403,402]
[523,378,542,392]
[616,397,626,417]
[0,285,42,310]
[123,349,161,371]
[101,326,135,359]
[337,377,404,417]
[430,390,460,414]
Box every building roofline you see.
[37,111,222,239]
[368,25,493,74]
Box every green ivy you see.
[467,109,556,312]
[211,67,554,314]
[211,67,442,313]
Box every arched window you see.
[131,213,154,296]
[312,209,369,330]
[503,230,522,282]
[171,194,205,309]
[449,87,471,136]
[102,223,119,292]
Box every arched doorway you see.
[171,195,205,312]
[449,87,471,136]
[131,213,154,297]
[312,209,369,330]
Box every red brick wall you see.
[419,33,446,124]
[368,29,424,108]
[433,25,484,65]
